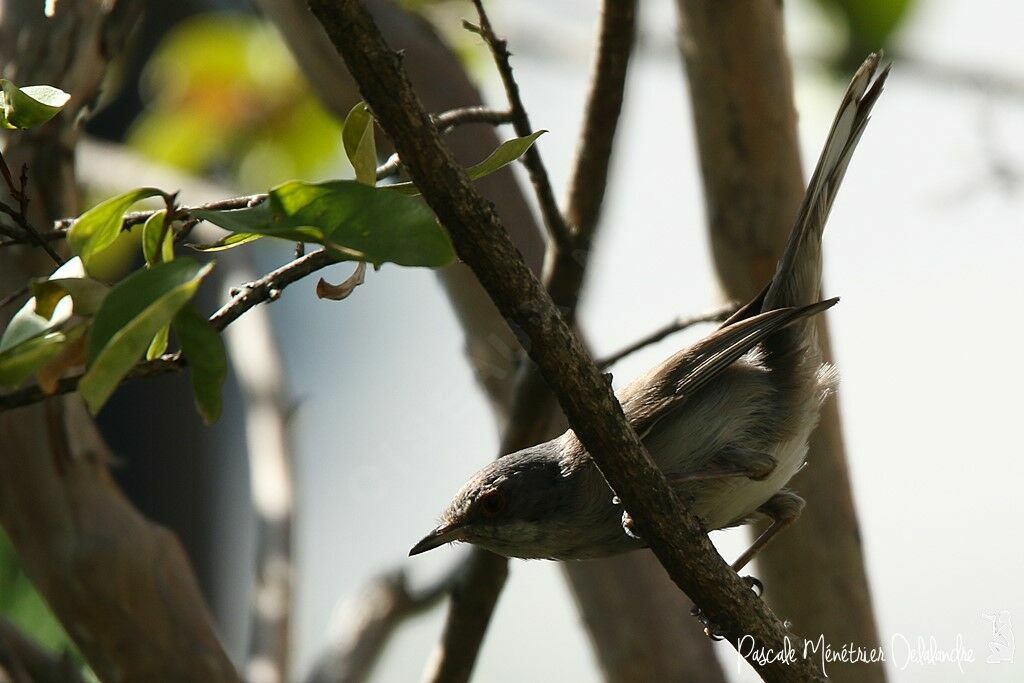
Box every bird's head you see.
[409,442,595,560]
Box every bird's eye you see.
[478,489,506,518]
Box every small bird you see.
[410,55,889,571]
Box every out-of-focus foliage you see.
[128,14,343,190]
[0,531,76,654]
[811,0,915,69]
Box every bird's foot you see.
[689,605,727,641]
[741,574,764,597]
[620,510,642,540]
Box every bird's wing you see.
[620,298,838,440]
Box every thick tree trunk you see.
[674,2,884,681]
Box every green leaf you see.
[0,80,70,129]
[67,188,164,271]
[187,231,264,252]
[388,130,546,195]
[146,325,169,361]
[80,259,213,413]
[31,278,109,319]
[141,210,174,358]
[193,180,454,267]
[141,209,174,266]
[0,331,66,388]
[342,102,377,186]
[0,258,90,352]
[173,305,226,424]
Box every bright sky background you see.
[199,0,1024,680]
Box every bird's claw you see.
[620,510,641,540]
[689,605,726,641]
[741,574,764,597]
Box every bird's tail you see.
[762,53,889,313]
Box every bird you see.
[409,54,889,571]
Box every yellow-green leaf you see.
[80,259,213,413]
[342,102,377,186]
[141,209,174,267]
[388,130,546,196]
[67,188,164,271]
[187,231,264,252]
[0,80,70,130]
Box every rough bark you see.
[307,2,826,680]
[675,3,884,681]
[266,1,724,679]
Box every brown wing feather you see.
[621,298,838,440]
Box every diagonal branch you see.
[306,565,459,683]
[423,2,725,681]
[467,1,573,250]
[562,0,636,249]
[421,1,644,679]
[307,1,824,680]
[596,304,736,369]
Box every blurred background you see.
[2,0,1022,681]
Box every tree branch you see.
[0,248,342,413]
[596,304,736,369]
[562,0,636,248]
[306,566,458,683]
[425,2,727,680]
[467,1,573,250]
[307,1,824,680]
[421,1,646,678]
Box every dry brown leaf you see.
[315,262,367,301]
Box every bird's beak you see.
[409,522,464,556]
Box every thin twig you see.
[378,107,513,181]
[563,0,637,250]
[468,1,573,250]
[431,105,513,133]
[0,248,344,413]
[596,304,736,369]
[893,50,1024,99]
[305,564,462,683]
[0,151,64,265]
[0,285,29,311]
[0,228,65,247]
